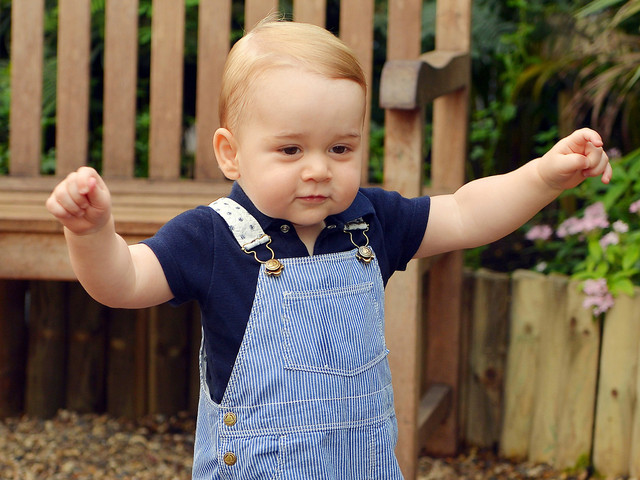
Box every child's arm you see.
[415,128,612,258]
[46,167,174,308]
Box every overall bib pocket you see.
[281,282,388,376]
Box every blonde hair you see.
[219,18,367,132]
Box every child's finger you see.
[562,128,603,154]
[83,171,110,209]
[582,143,611,183]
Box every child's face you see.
[231,67,365,240]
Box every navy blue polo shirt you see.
[142,182,430,403]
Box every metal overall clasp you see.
[345,222,374,264]
[241,235,284,277]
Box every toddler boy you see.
[47,19,611,479]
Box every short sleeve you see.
[141,206,216,305]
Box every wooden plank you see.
[593,291,640,476]
[0,280,28,417]
[380,52,470,110]
[383,107,424,480]
[431,0,471,197]
[25,281,68,418]
[435,0,472,51]
[555,278,601,469]
[422,0,471,456]
[387,0,422,60]
[195,0,230,180]
[148,0,185,180]
[107,308,148,418]
[465,269,510,448]
[630,292,640,477]
[65,283,107,413]
[500,270,545,460]
[56,0,91,174]
[383,2,429,466]
[245,0,279,31]
[147,303,191,414]
[9,0,44,176]
[103,0,139,178]
[528,274,568,464]
[424,251,463,456]
[418,384,452,440]
[294,0,326,25]
[339,0,374,183]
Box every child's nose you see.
[301,155,332,182]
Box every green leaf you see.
[610,278,635,297]
[576,0,626,17]
[587,237,604,263]
[623,244,640,270]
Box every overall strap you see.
[210,197,284,276]
[209,197,269,250]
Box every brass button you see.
[223,411,237,426]
[280,224,290,233]
[223,451,237,466]
[264,258,284,276]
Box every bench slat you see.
[245,0,279,31]
[56,0,91,175]
[9,0,44,176]
[339,0,374,183]
[293,0,326,25]
[149,0,185,180]
[195,0,231,180]
[383,2,427,478]
[103,0,139,178]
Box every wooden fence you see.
[2,268,640,476]
[0,280,201,420]
[465,269,640,478]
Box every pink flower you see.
[582,202,609,230]
[583,278,608,296]
[612,220,629,233]
[599,232,619,249]
[557,202,609,238]
[526,224,553,241]
[557,217,583,238]
[583,293,615,315]
[630,199,640,213]
[582,278,615,315]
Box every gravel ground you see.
[0,410,589,479]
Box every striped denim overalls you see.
[192,198,403,479]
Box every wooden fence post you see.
[464,269,510,448]
[500,270,545,459]
[107,308,148,418]
[147,303,192,414]
[593,291,640,476]
[0,280,28,417]
[554,278,600,469]
[528,274,569,464]
[25,281,68,418]
[66,283,107,413]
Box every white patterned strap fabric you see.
[209,198,270,250]
[343,217,369,231]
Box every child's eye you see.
[280,146,301,156]
[330,145,350,154]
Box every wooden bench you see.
[1,1,471,477]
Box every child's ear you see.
[213,128,240,180]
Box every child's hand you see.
[46,167,112,235]
[537,128,612,191]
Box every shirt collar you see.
[227,182,375,231]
